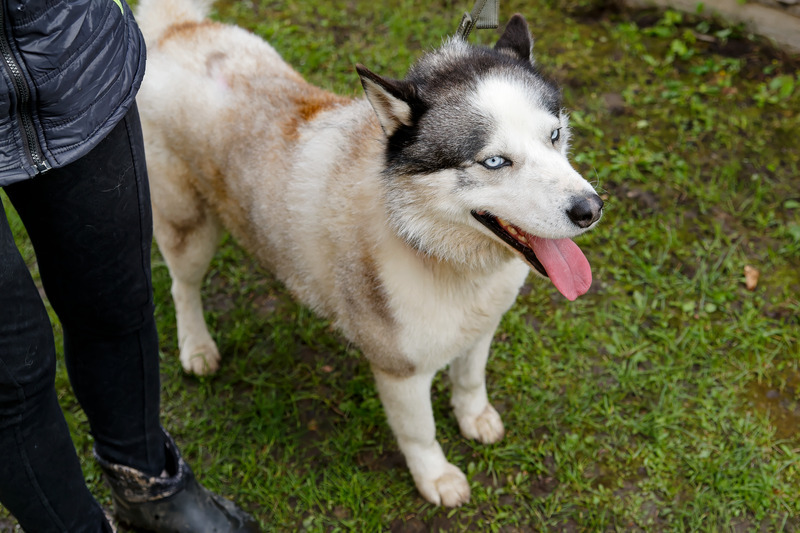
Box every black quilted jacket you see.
[0,0,145,185]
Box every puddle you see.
[743,371,800,440]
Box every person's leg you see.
[6,105,261,532]
[5,104,166,476]
[0,199,109,532]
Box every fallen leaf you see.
[744,265,760,291]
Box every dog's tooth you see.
[507,226,519,236]
[519,235,528,244]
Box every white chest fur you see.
[377,236,529,373]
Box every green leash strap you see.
[455,0,499,39]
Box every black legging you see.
[0,105,166,532]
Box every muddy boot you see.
[95,433,261,533]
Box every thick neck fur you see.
[379,168,517,276]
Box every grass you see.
[2,0,799,531]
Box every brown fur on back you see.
[282,90,350,139]
[158,20,218,47]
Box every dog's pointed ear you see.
[495,14,533,63]
[356,64,418,136]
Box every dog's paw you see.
[416,463,470,507]
[180,342,221,375]
[458,404,504,444]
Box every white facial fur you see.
[461,75,598,240]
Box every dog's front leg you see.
[372,368,471,507]
[151,205,222,376]
[449,332,504,444]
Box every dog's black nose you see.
[567,194,604,228]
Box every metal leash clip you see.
[455,0,499,39]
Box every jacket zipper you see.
[0,4,51,174]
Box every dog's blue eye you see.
[482,156,508,169]
[551,128,561,143]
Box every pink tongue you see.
[529,237,592,301]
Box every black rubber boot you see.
[95,433,261,533]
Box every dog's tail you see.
[135,0,213,45]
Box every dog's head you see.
[357,15,602,300]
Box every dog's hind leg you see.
[149,150,223,375]
[449,331,505,444]
[372,368,471,507]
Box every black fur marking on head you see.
[357,67,418,105]
[370,14,563,179]
[385,117,489,177]
[357,64,427,135]
[495,14,532,62]
[380,43,561,178]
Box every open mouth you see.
[471,210,592,301]
[471,210,548,278]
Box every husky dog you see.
[136,0,603,507]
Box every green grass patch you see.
[2,0,799,531]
